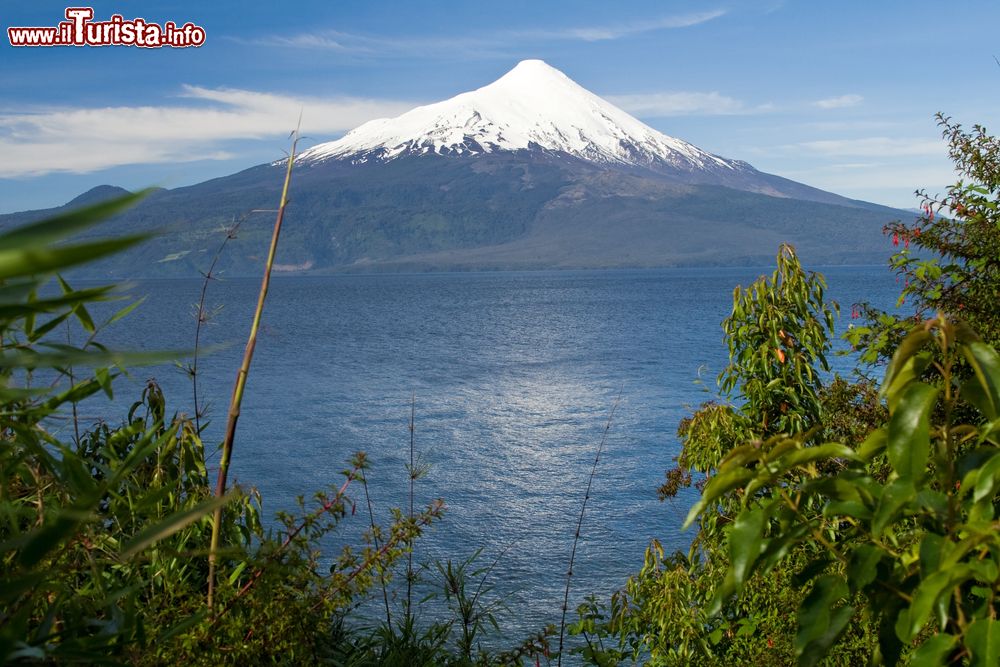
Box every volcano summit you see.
[0,60,903,276]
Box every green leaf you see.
[779,442,858,469]
[973,451,1000,503]
[0,189,149,246]
[962,342,1000,420]
[0,235,149,282]
[108,296,146,325]
[846,545,882,593]
[18,511,90,567]
[884,354,931,412]
[795,574,851,666]
[872,479,916,537]
[887,382,937,484]
[857,427,888,461]
[918,533,946,577]
[682,467,756,529]
[728,505,769,592]
[121,494,233,558]
[909,633,958,667]
[823,500,872,521]
[899,565,974,641]
[966,617,1000,667]
[882,326,932,400]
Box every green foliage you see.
[663,244,840,535]
[0,194,455,664]
[327,547,555,666]
[573,245,880,665]
[694,317,1000,665]
[720,243,838,438]
[579,113,1000,666]
[0,190,564,667]
[848,114,1000,362]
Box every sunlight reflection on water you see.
[85,266,899,645]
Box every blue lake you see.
[81,265,900,641]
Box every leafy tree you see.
[691,317,1000,665]
[849,114,1000,363]
[572,245,878,665]
[682,117,1000,666]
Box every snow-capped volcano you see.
[299,59,748,175]
[2,58,900,277]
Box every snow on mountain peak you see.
[298,60,740,173]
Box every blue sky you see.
[2,0,998,212]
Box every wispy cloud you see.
[248,31,504,58]
[246,10,727,55]
[793,137,946,157]
[781,164,956,195]
[515,10,727,41]
[0,88,415,177]
[812,94,864,109]
[608,91,771,117]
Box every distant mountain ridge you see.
[0,60,906,277]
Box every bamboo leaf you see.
[121,494,233,559]
[0,348,187,370]
[18,511,91,567]
[0,190,149,245]
[108,296,146,325]
[0,235,150,281]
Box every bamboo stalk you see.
[207,131,299,608]
[557,387,622,666]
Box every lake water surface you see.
[84,266,900,641]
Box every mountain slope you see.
[297,59,873,208]
[0,61,907,277]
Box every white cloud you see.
[248,10,727,55]
[794,137,946,157]
[517,10,728,41]
[247,31,498,57]
[608,91,768,116]
[0,88,415,177]
[783,164,955,191]
[812,94,864,109]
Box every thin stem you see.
[65,322,80,446]
[211,468,358,623]
[207,129,300,609]
[557,387,623,666]
[307,501,443,614]
[191,218,242,435]
[406,391,415,618]
[361,466,392,628]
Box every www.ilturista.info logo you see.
[7,7,206,48]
